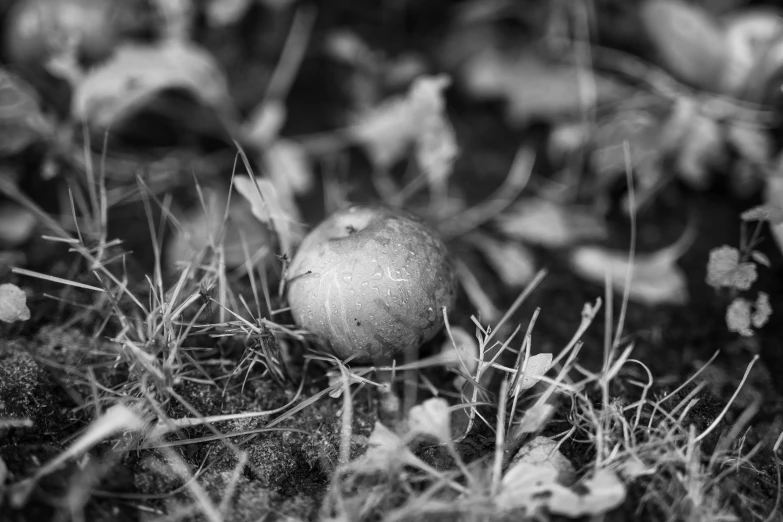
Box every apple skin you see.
[287,205,457,362]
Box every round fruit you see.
[286,205,457,362]
[4,0,121,66]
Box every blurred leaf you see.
[0,283,30,323]
[350,74,455,177]
[721,9,783,97]
[706,245,757,290]
[765,174,783,255]
[0,201,37,247]
[468,234,536,288]
[264,139,314,196]
[497,459,559,513]
[233,175,302,256]
[0,70,52,155]
[72,40,235,131]
[512,353,552,394]
[676,112,724,190]
[457,47,626,124]
[243,99,287,145]
[640,0,727,89]
[570,241,690,306]
[496,198,607,248]
[549,469,626,517]
[408,398,451,443]
[206,0,253,26]
[514,403,554,436]
[347,421,424,475]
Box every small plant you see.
[706,206,775,337]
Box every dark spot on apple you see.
[345,225,357,234]
[357,321,362,326]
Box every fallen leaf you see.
[456,45,626,124]
[347,421,424,475]
[408,398,451,443]
[242,99,287,146]
[350,75,455,174]
[468,234,536,288]
[0,283,30,323]
[508,435,575,485]
[72,40,235,131]
[570,230,693,306]
[496,198,607,248]
[233,175,303,256]
[706,245,757,290]
[512,353,552,394]
[640,0,727,89]
[439,326,479,375]
[264,139,314,196]
[514,403,555,436]
[549,468,626,517]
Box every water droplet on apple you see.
[356,301,362,309]
[342,272,352,283]
[370,267,382,280]
[371,286,379,293]
[360,281,369,288]
[426,307,436,321]
[349,289,355,295]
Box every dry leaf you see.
[508,435,575,485]
[753,291,772,328]
[496,198,607,248]
[570,234,692,306]
[408,398,451,443]
[514,403,555,436]
[548,469,626,517]
[512,353,552,394]
[72,40,235,130]
[0,283,30,323]
[233,175,303,256]
[469,234,536,288]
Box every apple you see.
[3,0,123,67]
[286,205,457,362]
